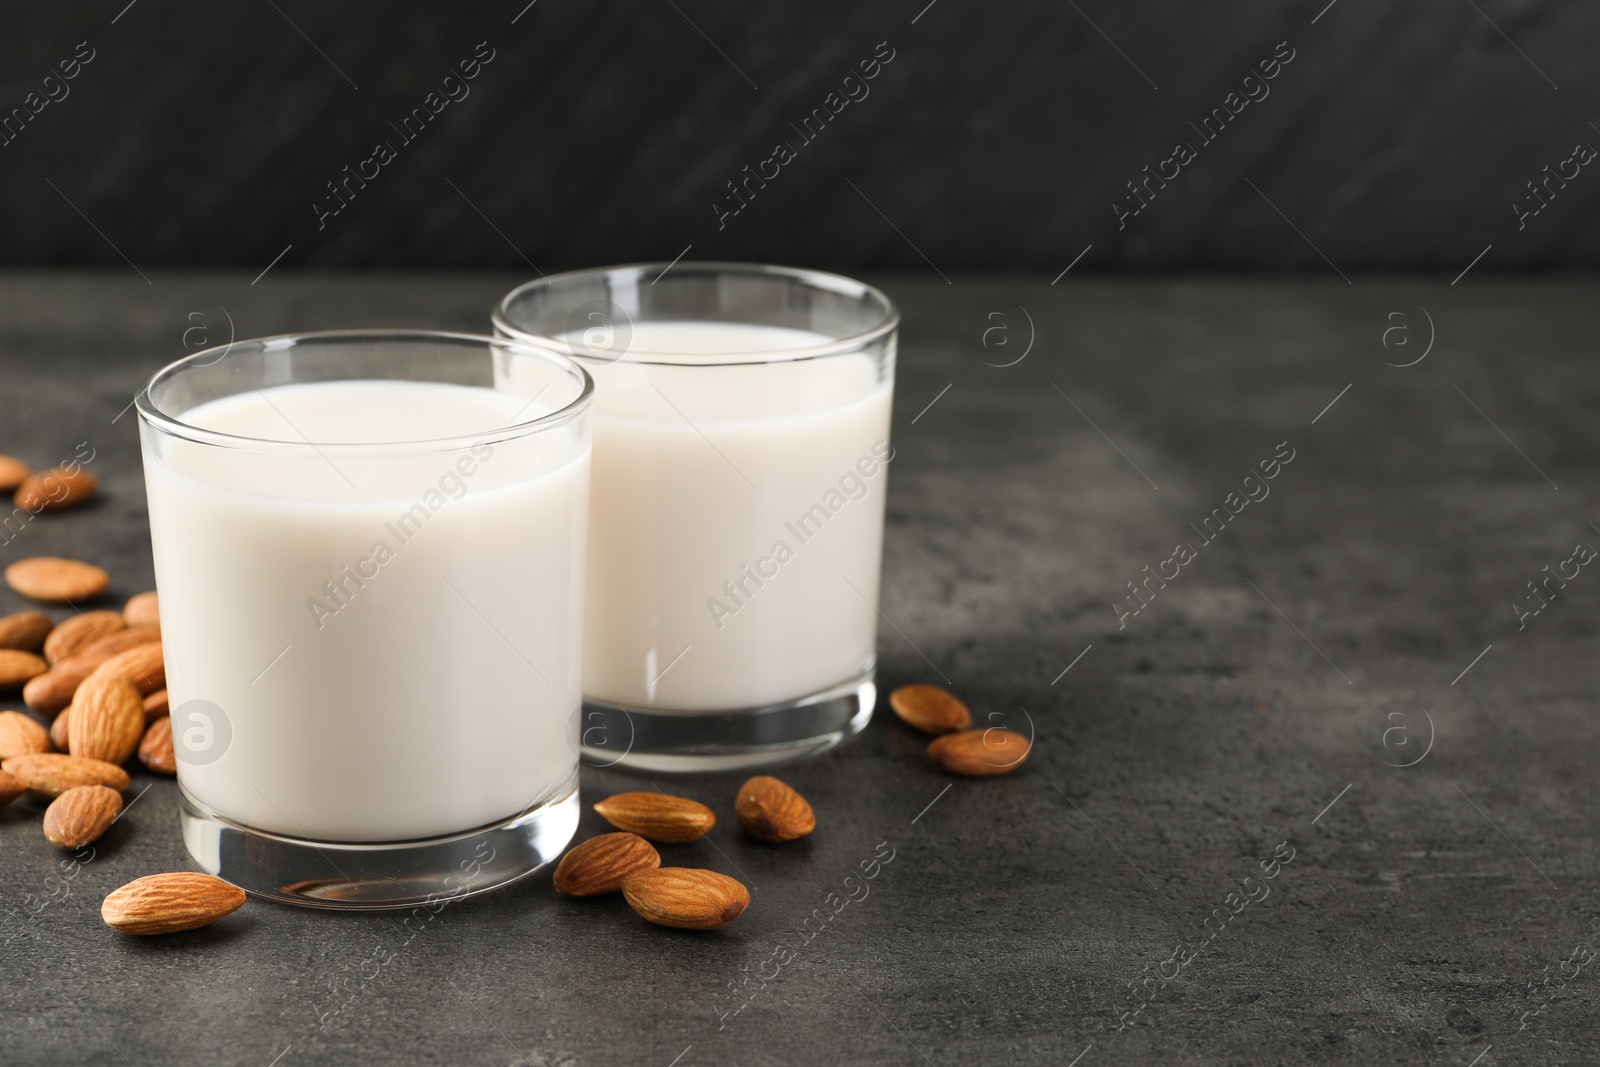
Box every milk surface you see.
[142,380,588,842]
[564,322,894,711]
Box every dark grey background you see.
[1,0,1597,275]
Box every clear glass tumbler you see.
[494,263,898,772]
[136,331,592,908]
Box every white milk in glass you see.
[542,322,893,711]
[142,380,588,843]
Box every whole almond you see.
[622,868,750,930]
[593,792,716,843]
[138,717,176,775]
[890,683,973,734]
[102,873,246,935]
[927,728,1032,777]
[15,466,98,514]
[43,610,127,664]
[26,630,160,715]
[86,639,165,696]
[50,706,70,751]
[0,768,24,805]
[735,776,816,843]
[3,752,129,797]
[553,832,661,896]
[23,658,95,715]
[43,784,122,850]
[123,591,160,628]
[0,709,51,758]
[0,454,29,492]
[143,688,170,720]
[70,672,145,765]
[0,649,48,689]
[5,557,110,603]
[0,610,53,653]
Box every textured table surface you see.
[2,272,1597,1066]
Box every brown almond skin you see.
[70,672,145,765]
[927,728,1031,777]
[3,753,129,797]
[4,557,111,603]
[43,610,127,664]
[890,684,973,735]
[15,466,98,514]
[123,591,160,628]
[50,706,70,751]
[0,649,48,689]
[0,454,29,492]
[622,868,750,930]
[0,709,51,758]
[143,689,169,721]
[593,792,716,843]
[138,717,176,775]
[0,610,53,653]
[553,832,661,896]
[86,639,165,696]
[24,658,96,715]
[43,784,122,850]
[735,776,816,843]
[24,632,158,716]
[0,768,24,806]
[102,873,245,935]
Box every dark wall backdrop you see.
[2,0,1597,276]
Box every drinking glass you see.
[494,263,898,772]
[137,330,592,908]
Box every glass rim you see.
[491,260,901,367]
[135,328,594,455]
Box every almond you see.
[735,776,816,843]
[70,672,145,765]
[86,639,165,696]
[0,649,48,689]
[102,873,245,935]
[43,784,122,850]
[622,868,750,930]
[43,610,127,664]
[2,753,129,797]
[593,792,716,843]
[0,768,24,805]
[553,832,661,896]
[5,557,110,603]
[0,454,29,492]
[890,683,973,734]
[143,688,169,720]
[123,591,160,628]
[15,466,98,514]
[50,706,70,751]
[23,658,95,715]
[927,728,1031,777]
[138,717,176,775]
[0,610,53,653]
[25,629,161,715]
[0,709,51,758]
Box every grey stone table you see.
[2,273,1597,1066]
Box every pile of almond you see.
[1,581,173,787]
[889,682,1032,775]
[552,776,815,930]
[1,453,245,937]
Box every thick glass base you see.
[179,772,580,910]
[580,668,875,774]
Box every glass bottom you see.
[178,771,580,910]
[580,666,875,774]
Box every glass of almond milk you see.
[136,331,592,908]
[494,263,897,772]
